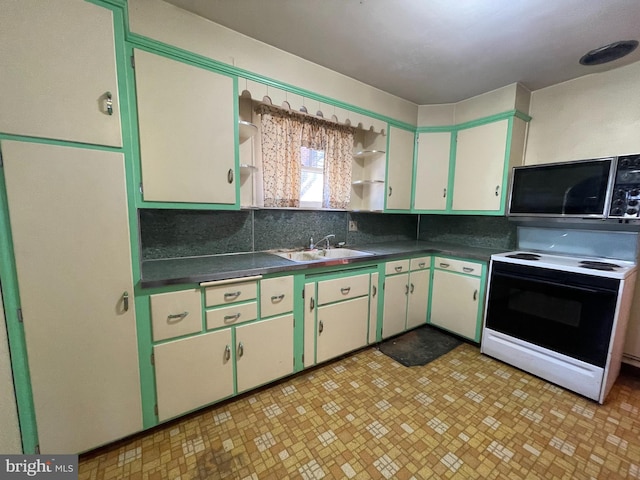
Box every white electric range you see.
[481,226,638,403]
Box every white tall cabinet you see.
[0,0,122,147]
[133,49,237,204]
[385,126,415,210]
[2,141,141,454]
[414,131,452,211]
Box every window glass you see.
[300,147,325,207]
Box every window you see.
[300,147,325,208]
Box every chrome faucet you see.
[316,234,335,250]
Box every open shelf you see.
[352,179,385,185]
[239,120,258,142]
[353,149,386,160]
[239,164,258,170]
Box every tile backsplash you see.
[418,214,516,250]
[139,209,418,260]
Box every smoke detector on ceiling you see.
[579,40,639,66]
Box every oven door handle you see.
[494,271,613,294]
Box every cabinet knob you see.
[319,320,324,334]
[105,91,113,115]
[224,345,231,362]
[495,185,500,196]
[237,342,244,357]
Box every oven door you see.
[485,261,620,367]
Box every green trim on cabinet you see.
[0,151,37,454]
[415,109,531,133]
[125,32,417,132]
[375,264,385,342]
[383,125,391,211]
[293,274,305,372]
[446,131,457,211]
[474,263,488,342]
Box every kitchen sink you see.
[272,248,373,263]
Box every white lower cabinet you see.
[154,330,233,422]
[236,315,294,392]
[429,257,484,341]
[382,257,431,338]
[304,270,374,366]
[316,297,369,364]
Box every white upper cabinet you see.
[133,49,236,204]
[414,131,452,211]
[385,126,415,211]
[0,0,122,147]
[452,119,510,212]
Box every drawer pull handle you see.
[340,287,351,295]
[224,345,231,362]
[122,291,129,312]
[237,342,244,357]
[418,262,426,268]
[372,285,377,297]
[405,284,409,295]
[224,291,241,300]
[271,294,285,302]
[395,266,403,272]
[388,186,393,197]
[439,262,450,268]
[224,313,241,322]
[495,185,500,196]
[443,187,446,198]
[105,91,113,115]
[319,320,324,334]
[463,267,474,273]
[473,289,478,301]
[167,312,188,323]
[227,168,234,184]
[310,297,315,311]
[410,283,415,294]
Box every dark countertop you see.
[140,240,509,288]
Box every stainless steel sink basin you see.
[272,248,372,263]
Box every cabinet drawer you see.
[206,302,257,330]
[205,281,257,307]
[434,257,482,276]
[317,273,369,305]
[261,276,294,318]
[151,289,202,342]
[385,259,410,275]
[410,256,431,271]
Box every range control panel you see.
[610,154,640,217]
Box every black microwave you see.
[507,155,640,219]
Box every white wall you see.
[525,61,640,165]
[128,0,418,125]
[0,291,21,453]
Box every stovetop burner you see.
[505,253,541,260]
[578,260,621,271]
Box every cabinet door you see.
[3,141,140,453]
[382,273,409,339]
[406,269,430,330]
[317,297,369,363]
[414,131,451,211]
[134,49,236,204]
[236,315,294,392]
[368,272,380,344]
[0,0,122,147]
[303,283,316,368]
[430,270,481,341]
[386,126,414,210]
[452,120,509,211]
[154,330,233,422]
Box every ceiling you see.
[163,0,640,105]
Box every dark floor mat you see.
[378,324,464,367]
